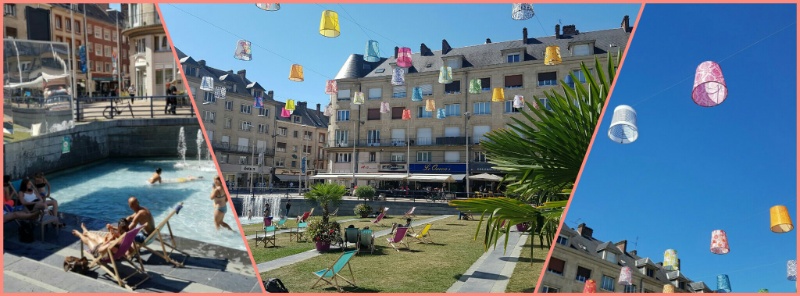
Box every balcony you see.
[325,137,474,148]
[211,141,275,156]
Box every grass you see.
[4,124,32,142]
[262,216,488,293]
[505,235,548,293]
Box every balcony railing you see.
[211,141,275,155]
[325,137,473,148]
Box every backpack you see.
[18,221,35,243]
[264,278,288,293]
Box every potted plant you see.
[307,219,341,252]
[354,204,373,218]
[354,185,376,201]
[304,183,346,251]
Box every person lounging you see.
[18,178,63,227]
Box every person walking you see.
[128,84,135,104]
[284,199,292,217]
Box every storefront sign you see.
[241,165,259,173]
[470,163,502,173]
[409,163,466,173]
[379,163,406,172]
[358,163,379,173]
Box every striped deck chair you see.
[134,203,190,267]
[329,207,339,217]
[343,227,360,250]
[255,225,277,248]
[289,222,308,242]
[371,207,388,225]
[275,217,288,229]
[81,225,150,290]
[410,223,434,244]
[403,207,416,219]
[386,227,410,251]
[357,229,375,254]
[311,250,357,292]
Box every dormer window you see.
[445,57,461,70]
[556,235,568,246]
[252,89,262,98]
[292,115,301,123]
[233,84,237,93]
[507,53,521,63]
[571,42,594,56]
[602,250,617,264]
[363,64,371,70]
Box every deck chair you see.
[357,229,375,254]
[275,217,288,229]
[403,207,416,219]
[343,227,360,250]
[289,222,308,242]
[297,210,312,223]
[311,250,357,292]
[81,225,150,290]
[461,211,475,221]
[330,208,339,217]
[134,203,190,268]
[410,223,433,244]
[386,227,410,251]
[255,225,277,248]
[371,207,388,225]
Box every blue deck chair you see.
[311,250,357,292]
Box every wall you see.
[10,107,73,134]
[4,118,200,179]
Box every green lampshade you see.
[468,79,482,94]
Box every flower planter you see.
[359,213,369,218]
[315,241,331,252]
[515,223,530,232]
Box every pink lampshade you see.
[513,95,525,108]
[692,61,727,107]
[380,102,390,113]
[710,229,730,255]
[402,109,411,120]
[325,80,337,95]
[280,107,291,118]
[583,279,597,293]
[618,266,633,285]
[397,47,413,68]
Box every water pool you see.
[45,159,246,251]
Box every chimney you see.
[420,43,432,56]
[577,223,593,238]
[394,46,399,58]
[237,69,246,80]
[198,60,206,67]
[227,70,233,74]
[522,27,528,44]
[630,250,637,256]
[442,39,452,55]
[316,103,321,112]
[485,38,491,44]
[615,240,627,253]
[562,25,578,36]
[297,101,307,109]
[621,15,631,32]
[267,90,274,100]
[555,24,561,39]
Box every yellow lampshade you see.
[492,87,505,102]
[319,10,340,38]
[544,45,562,65]
[770,205,794,233]
[663,284,675,293]
[289,64,304,82]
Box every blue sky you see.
[158,3,640,106]
[564,4,796,293]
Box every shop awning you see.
[406,174,455,182]
[276,174,301,182]
[373,174,408,180]
[451,174,467,181]
[310,174,342,179]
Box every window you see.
[678,281,686,290]
[258,124,268,134]
[546,258,565,275]
[537,72,557,86]
[444,80,461,94]
[419,84,433,96]
[75,21,81,34]
[417,106,433,118]
[203,92,216,104]
[392,86,406,98]
[135,38,146,53]
[221,136,230,146]
[104,45,111,57]
[604,251,617,264]
[219,154,228,163]
[95,63,102,72]
[95,44,102,56]
[480,78,491,91]
[367,108,381,120]
[391,107,404,120]
[367,130,380,146]
[55,16,62,29]
[368,88,382,99]
[444,151,460,163]
[575,266,591,282]
[444,104,461,117]
[258,107,269,117]
[473,102,491,115]
[416,151,432,162]
[337,110,350,121]
[224,101,233,110]
[94,26,102,39]
[507,53,521,63]
[473,151,486,162]
[112,31,118,42]
[645,268,654,278]
[556,235,568,245]
[161,36,169,50]
[293,131,299,138]
[444,127,460,138]
[391,129,406,145]
[224,118,232,129]
[239,156,248,165]
[103,28,110,40]
[276,142,287,152]
[202,111,216,123]
[56,36,63,42]
[334,130,348,145]
[540,286,559,293]
[368,152,377,162]
[290,161,297,168]
[573,44,592,56]
[336,153,352,163]
[319,133,325,143]
[275,158,285,167]
[292,115,302,123]
[65,18,71,32]
[601,275,615,291]
[241,104,252,114]
[105,63,111,73]
[278,127,288,136]
[6,27,18,39]
[472,125,491,144]
[303,131,312,140]
[505,101,520,113]
[539,98,553,111]
[417,128,432,145]
[303,145,312,154]
[390,153,405,162]
[4,4,16,17]
[624,285,637,293]
[505,74,524,88]
[240,121,252,131]
[337,89,351,100]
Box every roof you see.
[50,4,123,26]
[275,101,329,129]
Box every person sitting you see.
[72,218,130,257]
[33,172,58,203]
[124,196,156,244]
[18,178,63,227]
[4,175,18,208]
[148,168,162,184]
[4,204,40,223]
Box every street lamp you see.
[464,111,471,198]
[106,8,122,91]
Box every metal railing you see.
[75,95,194,121]
[211,141,275,156]
[325,136,474,148]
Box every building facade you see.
[121,3,176,98]
[177,48,329,190]
[3,3,52,40]
[540,223,712,293]
[326,17,633,190]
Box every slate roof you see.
[50,4,123,26]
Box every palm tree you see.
[304,183,346,223]
[450,53,620,259]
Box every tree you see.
[304,183,346,223]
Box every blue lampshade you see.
[412,87,423,102]
[392,67,405,86]
[364,40,380,62]
[565,74,574,88]
[437,108,446,119]
[716,274,731,293]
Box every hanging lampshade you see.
[692,61,727,107]
[200,76,214,91]
[788,260,797,281]
[663,284,675,293]
[323,104,334,117]
[289,64,304,82]
[468,79,482,94]
[254,96,264,109]
[511,4,534,20]
[364,40,380,62]
[583,279,597,293]
[710,229,730,254]
[531,99,539,110]
[325,80,338,95]
[234,39,252,61]
[285,99,296,111]
[436,108,446,119]
[618,266,632,285]
[380,102,390,113]
[319,10,340,38]
[759,289,769,293]
[425,99,436,112]
[353,92,365,105]
[214,86,227,99]
[717,274,732,293]
[492,88,505,102]
[438,66,453,84]
[280,107,291,118]
[663,249,678,271]
[770,205,794,233]
[608,105,638,144]
[402,109,411,120]
[392,67,405,86]
[565,74,575,88]
[412,87,423,102]
[397,47,413,68]
[255,3,280,11]
[544,45,562,65]
[513,95,525,108]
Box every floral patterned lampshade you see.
[289,64,304,82]
[352,92,365,105]
[663,284,675,293]
[364,40,380,62]
[582,279,597,293]
[254,96,263,109]
[379,102,390,113]
[255,3,280,11]
[692,61,727,107]
[280,107,291,118]
[397,47,412,68]
[323,104,334,117]
[425,99,435,112]
[392,67,405,86]
[200,76,214,91]
[664,249,679,271]
[618,266,633,285]
[544,45,562,65]
[492,88,505,102]
[412,87,423,102]
[319,10,340,38]
[710,229,730,254]
[325,80,337,95]
[438,66,453,84]
[608,105,638,144]
[468,79,482,94]
[285,99,296,111]
[234,40,252,61]
[437,108,446,119]
[717,274,732,293]
[770,205,794,233]
[511,4,534,20]
[788,260,797,281]
[402,109,411,120]
[759,289,769,293]
[513,95,525,108]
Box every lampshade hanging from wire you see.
[380,102,390,113]
[544,45,562,65]
[255,3,280,11]
[618,266,633,285]
[664,249,678,271]
[352,92,365,105]
[468,79,482,94]
[717,274,732,293]
[280,107,291,118]
[392,67,405,86]
[402,109,411,120]
[608,105,638,144]
[325,80,337,95]
[364,40,380,62]
[425,99,435,112]
[254,96,263,109]
[692,61,727,107]
[412,87,423,102]
[788,260,797,281]
[438,66,453,84]
[511,4,534,20]
[492,88,505,102]
[513,95,525,108]
[397,47,413,68]
[319,10,340,38]
[759,289,769,293]
[437,108,445,119]
[583,279,597,293]
[710,229,730,255]
[214,86,226,100]
[289,64,304,82]
[285,99,296,111]
[200,76,214,91]
[323,104,334,117]
[663,284,675,293]
[770,205,794,233]
[234,40,252,61]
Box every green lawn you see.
[505,236,548,293]
[262,216,488,293]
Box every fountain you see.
[177,127,187,165]
[240,194,283,224]
[196,129,204,162]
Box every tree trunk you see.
[322,205,329,223]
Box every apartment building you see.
[3,3,52,40]
[121,3,176,97]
